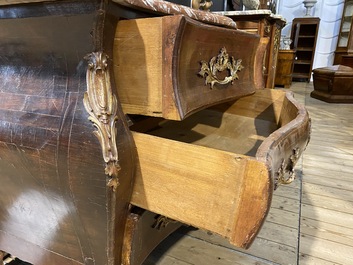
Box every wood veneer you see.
[114,15,266,120]
[0,0,310,264]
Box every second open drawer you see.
[128,89,310,249]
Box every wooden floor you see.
[144,82,353,265]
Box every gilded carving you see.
[199,47,244,89]
[273,25,281,57]
[192,0,213,11]
[264,20,271,36]
[83,52,120,191]
[152,215,177,230]
[274,148,300,190]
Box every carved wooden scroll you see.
[83,52,121,191]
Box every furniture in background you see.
[259,0,277,13]
[341,54,353,67]
[167,0,229,11]
[275,49,295,88]
[334,0,353,65]
[290,17,320,82]
[219,10,286,88]
[311,0,353,103]
[232,0,277,12]
[0,1,310,264]
[311,65,353,103]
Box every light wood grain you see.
[297,80,353,265]
[265,208,300,229]
[145,233,272,265]
[299,254,342,265]
[182,228,298,265]
[144,81,353,265]
[302,193,353,214]
[130,131,271,248]
[303,166,353,183]
[299,234,353,265]
[114,17,163,117]
[302,181,353,202]
[274,184,301,200]
[301,204,353,229]
[300,217,353,246]
[130,88,311,250]
[270,195,300,213]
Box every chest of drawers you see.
[0,1,310,264]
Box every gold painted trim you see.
[199,47,244,89]
[274,148,300,190]
[152,215,177,230]
[83,52,121,191]
[273,26,281,59]
[192,0,213,11]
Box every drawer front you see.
[114,15,266,120]
[256,91,311,190]
[175,16,264,119]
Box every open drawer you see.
[114,15,267,120]
[129,89,310,249]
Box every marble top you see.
[215,10,286,23]
[114,0,238,29]
[0,0,238,29]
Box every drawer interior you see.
[128,89,300,249]
[130,88,287,158]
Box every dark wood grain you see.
[0,1,136,264]
[0,1,311,265]
[176,16,263,118]
[311,65,353,103]
[115,15,266,120]
[290,17,320,82]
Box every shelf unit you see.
[290,17,320,82]
[334,0,353,65]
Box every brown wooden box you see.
[312,65,353,103]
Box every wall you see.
[278,0,345,69]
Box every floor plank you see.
[179,229,297,265]
[145,233,274,265]
[302,192,353,214]
[299,253,344,265]
[302,181,353,202]
[300,217,353,246]
[299,234,353,265]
